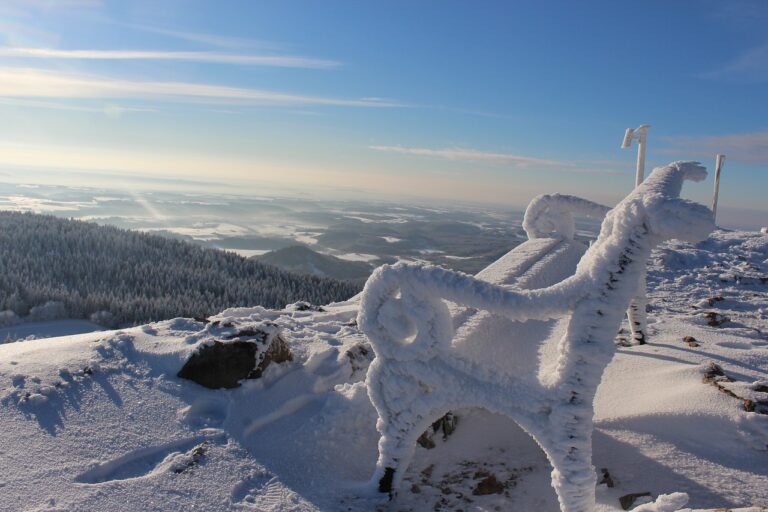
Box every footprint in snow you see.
[230,474,313,510]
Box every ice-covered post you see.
[621,124,650,186]
[712,154,725,224]
[621,124,651,344]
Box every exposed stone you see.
[683,335,700,347]
[472,474,504,496]
[178,328,292,388]
[345,342,374,378]
[619,492,651,510]
[417,412,458,449]
[172,442,208,473]
[599,467,615,488]
[702,362,733,384]
[702,311,730,327]
[287,301,326,312]
[702,362,768,414]
[416,431,436,449]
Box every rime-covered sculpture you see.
[358,162,714,512]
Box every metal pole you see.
[635,131,647,187]
[621,124,650,345]
[712,154,725,224]
[622,124,650,187]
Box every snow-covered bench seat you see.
[358,161,716,512]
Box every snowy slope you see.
[0,319,104,343]
[0,230,766,512]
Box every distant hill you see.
[256,245,373,281]
[0,212,361,326]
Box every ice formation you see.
[523,192,650,345]
[358,161,715,512]
[522,193,611,241]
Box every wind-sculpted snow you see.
[359,161,716,512]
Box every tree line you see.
[0,211,361,326]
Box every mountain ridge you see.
[255,245,373,281]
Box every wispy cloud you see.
[369,145,625,174]
[0,47,341,69]
[0,67,400,108]
[662,131,768,164]
[702,44,768,82]
[122,24,276,50]
[370,145,561,166]
[0,97,155,115]
[0,0,102,17]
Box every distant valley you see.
[0,182,603,280]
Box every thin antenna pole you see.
[712,154,725,224]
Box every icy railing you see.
[522,193,611,241]
[522,192,649,345]
[359,162,715,512]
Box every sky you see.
[0,0,766,228]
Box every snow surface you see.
[0,231,766,511]
[0,168,766,511]
[0,319,104,343]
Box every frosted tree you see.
[0,211,361,326]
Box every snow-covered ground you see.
[0,229,766,511]
[0,319,104,343]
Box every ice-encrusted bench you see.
[358,161,715,512]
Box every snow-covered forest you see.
[0,212,361,326]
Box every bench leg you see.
[540,422,597,512]
[371,415,431,496]
[369,398,453,497]
[627,272,648,345]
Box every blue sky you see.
[0,0,766,227]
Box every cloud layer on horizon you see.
[369,145,625,174]
[662,131,768,164]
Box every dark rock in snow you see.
[417,412,458,449]
[472,474,504,495]
[345,342,374,379]
[172,442,208,473]
[287,301,326,312]
[701,362,768,413]
[702,311,729,327]
[178,327,292,388]
[619,492,651,510]
[599,467,615,488]
[416,431,436,449]
[683,335,700,347]
[702,362,732,384]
